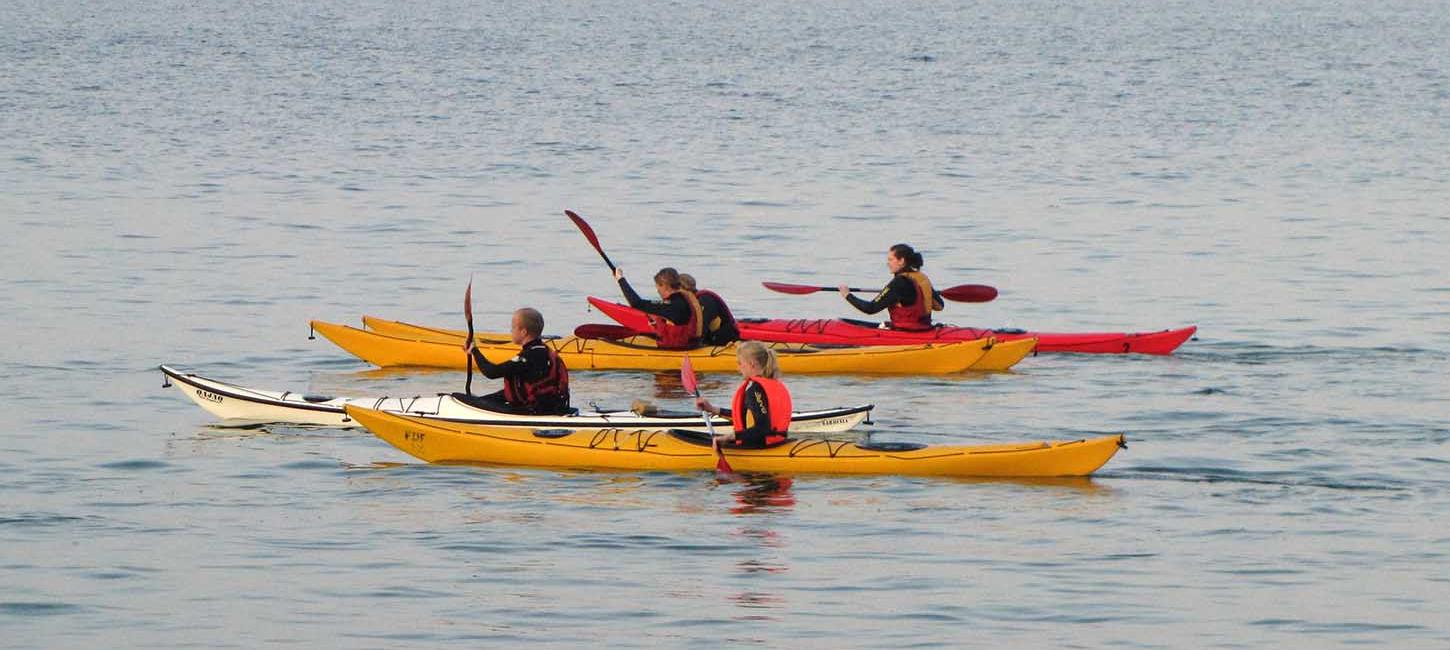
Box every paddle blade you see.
[464,279,475,395]
[941,284,998,303]
[574,323,641,340]
[762,281,826,295]
[564,210,599,248]
[463,279,474,333]
[565,209,615,271]
[680,355,699,396]
[713,436,734,474]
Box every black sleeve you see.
[472,344,550,380]
[845,275,915,315]
[619,278,691,324]
[618,276,647,308]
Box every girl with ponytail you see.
[837,243,944,331]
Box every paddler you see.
[460,307,571,415]
[838,243,943,331]
[613,266,703,349]
[693,341,793,448]
[679,273,740,346]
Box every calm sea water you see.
[4,0,1448,647]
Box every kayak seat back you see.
[451,392,578,416]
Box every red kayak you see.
[587,297,1196,355]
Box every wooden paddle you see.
[464,278,475,395]
[762,281,998,303]
[680,355,733,474]
[565,209,616,272]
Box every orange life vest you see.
[653,290,704,349]
[501,344,570,414]
[730,376,792,445]
[887,270,943,331]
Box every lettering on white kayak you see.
[195,389,224,404]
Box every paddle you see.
[762,281,998,303]
[573,323,643,340]
[680,355,734,474]
[464,278,475,395]
[564,209,616,272]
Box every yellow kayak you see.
[310,320,991,374]
[347,404,1126,477]
[360,315,1034,372]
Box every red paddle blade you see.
[761,281,825,295]
[565,209,603,252]
[680,355,698,396]
[941,284,997,303]
[463,279,474,331]
[714,437,734,474]
[573,323,640,340]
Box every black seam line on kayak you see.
[964,441,1078,456]
[437,423,716,458]
[1039,329,1191,352]
[442,424,705,456]
[162,367,344,415]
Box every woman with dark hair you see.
[838,243,943,331]
[614,266,703,349]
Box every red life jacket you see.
[730,376,793,445]
[887,270,943,331]
[653,290,703,349]
[501,344,570,414]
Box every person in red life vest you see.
[837,243,944,331]
[692,341,793,448]
[460,307,571,415]
[613,266,703,349]
[679,273,740,346]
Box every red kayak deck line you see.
[587,296,1196,355]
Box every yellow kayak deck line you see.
[360,315,1035,372]
[347,405,1126,478]
[311,319,992,375]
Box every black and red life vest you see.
[697,289,735,324]
[695,289,737,341]
[653,290,704,349]
[887,270,943,331]
[501,345,570,414]
[730,376,793,446]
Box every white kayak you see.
[159,365,874,433]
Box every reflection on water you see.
[728,474,797,515]
[936,475,1113,495]
[728,477,793,622]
